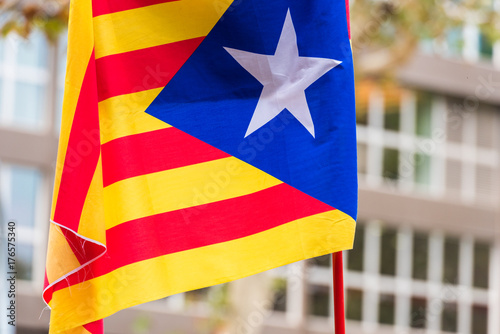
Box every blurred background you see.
[0,0,498,333]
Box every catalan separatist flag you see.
[43,0,357,333]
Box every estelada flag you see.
[43,0,357,333]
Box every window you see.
[479,31,493,60]
[445,27,464,57]
[346,289,363,321]
[412,232,429,280]
[415,91,433,137]
[441,302,458,332]
[382,148,399,180]
[380,227,397,276]
[17,31,49,67]
[383,90,400,131]
[443,237,460,284]
[414,153,431,188]
[446,159,462,194]
[410,297,427,329]
[272,278,287,312]
[6,165,42,228]
[0,164,43,281]
[0,32,50,131]
[476,106,497,148]
[472,305,488,334]
[309,285,329,317]
[476,166,496,202]
[445,98,464,143]
[13,81,47,129]
[347,223,364,272]
[378,294,395,325]
[473,241,490,289]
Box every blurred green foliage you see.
[0,0,69,42]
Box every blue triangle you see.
[145,0,358,219]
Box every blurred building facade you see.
[0,12,499,334]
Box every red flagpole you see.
[332,251,345,334]
[335,2,349,333]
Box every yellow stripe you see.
[51,0,94,218]
[57,325,91,334]
[103,157,281,229]
[48,210,355,332]
[45,224,82,284]
[99,87,169,144]
[77,155,106,245]
[93,0,233,59]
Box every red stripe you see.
[54,50,100,232]
[105,183,333,269]
[83,320,104,334]
[44,271,49,289]
[92,0,179,17]
[48,184,334,292]
[61,228,105,265]
[96,37,204,101]
[44,287,53,305]
[345,0,351,39]
[101,127,230,187]
[61,229,85,265]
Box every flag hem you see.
[43,220,107,310]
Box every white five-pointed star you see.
[224,9,341,138]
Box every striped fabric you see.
[43,1,356,333]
